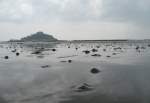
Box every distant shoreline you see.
[0,39,149,43]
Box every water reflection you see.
[0,41,150,103]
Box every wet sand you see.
[0,41,150,103]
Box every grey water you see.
[0,41,150,103]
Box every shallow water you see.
[0,41,150,103]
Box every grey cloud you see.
[30,0,96,22]
[0,0,100,23]
[0,0,34,22]
[101,0,150,26]
[0,0,150,26]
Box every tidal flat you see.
[0,41,150,103]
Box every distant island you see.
[9,31,58,42]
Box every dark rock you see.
[91,49,98,52]
[91,68,100,74]
[52,49,56,52]
[106,55,111,58]
[75,83,93,92]
[60,60,72,63]
[96,46,100,48]
[103,49,106,51]
[37,55,44,58]
[58,55,77,58]
[68,60,72,63]
[60,60,67,63]
[41,65,50,68]
[32,50,42,54]
[83,50,90,54]
[91,54,101,57]
[11,49,16,52]
[136,46,140,50]
[112,53,117,55]
[4,56,9,59]
[16,52,20,56]
[113,47,122,50]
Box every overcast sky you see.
[0,0,150,41]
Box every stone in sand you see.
[83,50,90,54]
[112,53,117,55]
[16,52,20,56]
[52,49,56,52]
[75,83,93,92]
[91,54,101,57]
[136,46,140,50]
[113,47,122,50]
[4,56,9,59]
[91,68,100,74]
[41,65,50,68]
[60,60,67,63]
[106,55,111,58]
[92,49,98,52]
[11,49,16,53]
[96,46,100,48]
[68,60,72,63]
[32,50,41,54]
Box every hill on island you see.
[9,31,58,42]
[20,31,58,42]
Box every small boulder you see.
[41,65,50,68]
[91,68,100,74]
[112,53,117,55]
[52,49,56,52]
[106,55,111,58]
[11,49,16,53]
[60,60,67,63]
[68,60,72,63]
[113,47,122,50]
[4,56,9,59]
[32,50,41,54]
[91,54,101,57]
[136,46,140,50]
[83,50,90,54]
[75,83,93,92]
[16,52,20,56]
[92,49,98,52]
